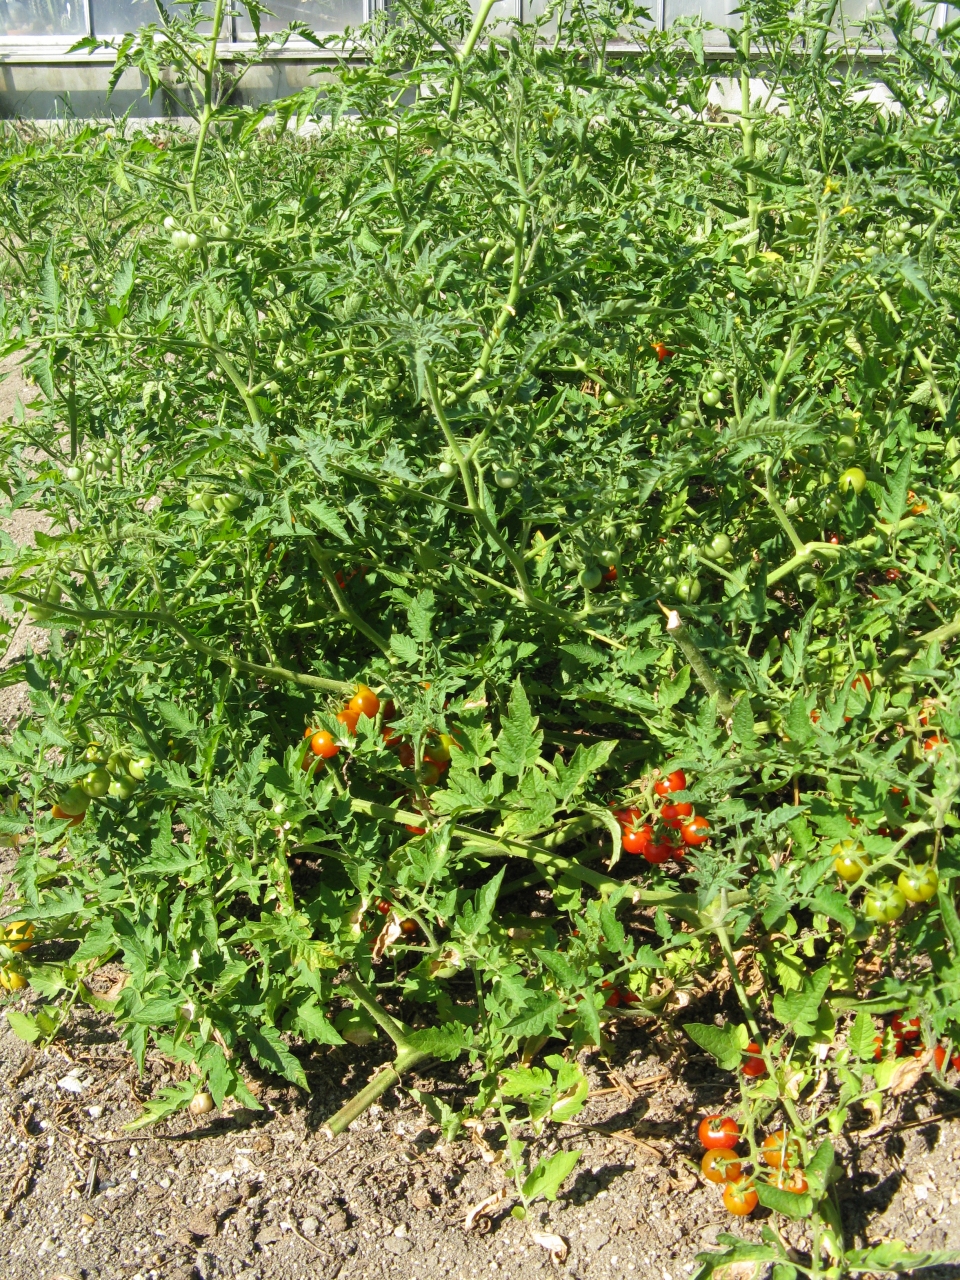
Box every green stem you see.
[186,0,226,213]
[448,0,499,120]
[320,1048,430,1138]
[662,607,733,716]
[303,536,392,656]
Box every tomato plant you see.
[0,0,959,1271]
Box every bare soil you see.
[1,961,959,1280]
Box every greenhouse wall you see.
[0,1,951,118]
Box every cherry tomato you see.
[645,840,674,864]
[702,388,722,408]
[58,785,91,816]
[775,1168,809,1194]
[832,839,869,882]
[51,805,83,826]
[920,1045,947,1072]
[655,770,687,797]
[579,566,603,590]
[601,981,620,1007]
[676,576,701,603]
[702,1150,742,1184]
[723,1180,758,1216]
[923,734,947,756]
[897,865,939,902]
[349,684,381,719]
[885,568,901,581]
[612,806,643,829]
[398,741,416,769]
[376,900,392,914]
[741,1043,767,1077]
[310,731,339,759]
[623,825,654,856]
[417,761,441,786]
[336,708,360,735]
[602,565,618,582]
[399,918,418,934]
[708,532,732,559]
[404,824,427,835]
[892,1014,921,1041]
[495,468,519,489]
[619,987,641,1006]
[698,1115,739,1150]
[680,816,710,846]
[661,801,693,829]
[907,489,928,515]
[1,921,34,953]
[760,1130,801,1170]
[851,672,872,695]
[425,733,455,765]
[864,884,907,923]
[651,341,673,362]
[0,968,27,991]
[81,767,111,798]
[838,466,867,495]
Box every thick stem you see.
[320,1048,430,1138]
[662,608,733,716]
[186,0,225,213]
[448,0,499,120]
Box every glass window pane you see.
[236,0,365,35]
[0,0,86,38]
[664,0,738,45]
[93,0,227,35]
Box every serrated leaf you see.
[521,1148,581,1203]
[809,889,856,935]
[849,1010,877,1061]
[5,1010,39,1042]
[659,664,691,710]
[772,967,831,1037]
[731,697,757,747]
[491,681,543,777]
[683,1021,742,1071]
[247,1024,307,1089]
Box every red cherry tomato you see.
[601,981,620,1008]
[892,1014,920,1041]
[336,708,360,735]
[623,825,654,855]
[349,684,381,719]
[651,340,674,362]
[885,568,901,581]
[851,672,872,695]
[612,805,643,829]
[701,1150,742,1184]
[376,900,392,914]
[310,731,339,759]
[645,839,675,864]
[827,532,841,545]
[723,1180,758,1216]
[654,769,686,797]
[680,816,710,846]
[741,1042,767,1077]
[602,565,618,582]
[776,1167,809,1194]
[698,1115,739,1150]
[660,801,693,828]
[619,987,641,1006]
[404,824,427,835]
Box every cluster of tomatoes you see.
[698,1115,807,1216]
[301,683,457,834]
[0,919,34,992]
[832,835,939,924]
[611,769,709,863]
[874,1013,960,1074]
[51,741,155,826]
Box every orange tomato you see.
[349,684,381,719]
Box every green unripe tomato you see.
[494,468,519,489]
[897,865,939,903]
[836,435,857,457]
[109,775,139,799]
[65,466,83,482]
[417,761,441,787]
[84,742,105,763]
[708,532,732,559]
[602,390,624,408]
[599,546,620,565]
[833,839,869,882]
[188,490,217,513]
[702,388,722,408]
[215,492,242,513]
[103,445,118,461]
[677,412,696,428]
[438,461,457,478]
[709,369,728,387]
[579,565,603,590]
[127,754,154,780]
[81,767,112,798]
[823,492,843,517]
[863,884,907,923]
[58,785,91,816]
[838,466,867,495]
[676,576,701,603]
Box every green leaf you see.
[753,1179,813,1220]
[881,450,912,526]
[658,664,691,710]
[5,1010,40,1043]
[806,1137,836,1182]
[293,996,346,1046]
[731,697,757,747]
[123,1081,196,1131]
[491,681,543,777]
[809,889,856,935]
[303,499,351,542]
[247,1024,307,1089]
[405,1023,472,1060]
[849,1010,877,1062]
[844,1243,960,1272]
[520,1148,581,1203]
[772,967,831,1037]
[683,1022,743,1071]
